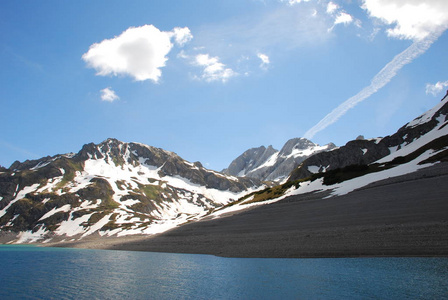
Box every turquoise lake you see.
[0,245,447,299]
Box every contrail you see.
[304,29,444,139]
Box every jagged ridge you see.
[0,139,264,243]
[289,94,448,182]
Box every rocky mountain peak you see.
[279,138,318,157]
[222,145,278,177]
[223,138,336,182]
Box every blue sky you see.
[1,0,447,171]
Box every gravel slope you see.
[54,163,448,258]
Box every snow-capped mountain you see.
[223,138,336,182]
[290,93,448,182]
[0,139,264,243]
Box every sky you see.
[1,0,448,171]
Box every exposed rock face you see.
[223,138,336,182]
[222,146,277,177]
[0,139,264,243]
[289,94,448,181]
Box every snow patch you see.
[38,204,71,221]
[377,116,448,164]
[55,213,93,237]
[406,97,447,128]
[31,161,51,170]
[290,144,329,158]
[82,213,113,237]
[120,199,140,207]
[0,183,40,218]
[15,226,48,243]
[307,166,320,174]
[251,153,279,172]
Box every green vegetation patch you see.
[224,180,303,208]
[76,178,117,209]
[53,159,84,191]
[40,211,70,231]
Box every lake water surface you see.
[0,245,447,299]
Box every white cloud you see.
[334,12,353,25]
[194,54,237,82]
[362,0,448,40]
[257,53,270,69]
[304,30,443,139]
[426,80,448,96]
[171,27,193,47]
[325,1,354,30]
[82,25,192,82]
[326,2,338,14]
[100,87,119,102]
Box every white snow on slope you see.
[406,96,447,128]
[15,226,48,244]
[0,184,40,218]
[378,115,447,163]
[38,204,71,221]
[209,188,294,219]
[55,213,93,237]
[245,143,334,182]
[82,213,113,237]
[290,144,331,158]
[290,148,444,199]
[30,160,51,170]
[250,152,279,173]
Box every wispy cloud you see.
[82,25,192,83]
[0,140,40,162]
[195,4,330,57]
[304,30,443,139]
[3,47,44,72]
[100,87,119,102]
[426,80,448,96]
[193,54,237,83]
[257,53,270,69]
[284,0,311,5]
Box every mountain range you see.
[1,92,447,246]
[0,139,263,243]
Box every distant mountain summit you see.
[223,138,336,182]
[0,139,264,243]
